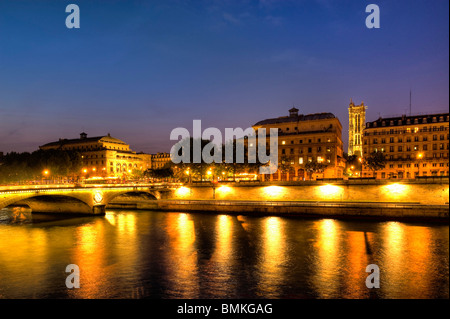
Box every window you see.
[308,147,312,153]
[398,146,403,152]
[390,146,394,152]
[299,140,303,144]
[317,147,322,152]
[299,157,304,164]
[398,138,402,143]
[423,145,428,150]
[317,156,323,163]
[423,136,428,141]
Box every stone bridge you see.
[0,184,179,215]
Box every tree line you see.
[0,149,82,183]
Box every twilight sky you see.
[0,0,448,154]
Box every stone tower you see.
[348,99,366,157]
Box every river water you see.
[0,207,448,299]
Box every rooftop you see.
[40,133,128,149]
[254,110,336,126]
[366,112,449,128]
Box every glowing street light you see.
[43,170,49,176]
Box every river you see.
[0,207,448,299]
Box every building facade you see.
[362,113,449,179]
[348,99,367,156]
[40,133,152,178]
[151,152,172,169]
[253,107,345,181]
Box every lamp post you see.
[42,169,50,184]
[185,169,191,184]
[417,153,423,178]
[359,157,363,178]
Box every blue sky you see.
[0,0,448,153]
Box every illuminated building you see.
[40,132,152,178]
[151,152,172,169]
[348,99,367,156]
[253,107,345,181]
[362,113,449,179]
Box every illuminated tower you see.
[348,99,366,157]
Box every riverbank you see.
[107,199,449,223]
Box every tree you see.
[145,167,174,181]
[304,160,328,180]
[344,153,362,177]
[362,151,386,173]
[0,150,82,184]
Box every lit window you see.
[299,157,304,164]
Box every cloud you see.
[222,12,241,25]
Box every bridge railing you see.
[0,182,183,192]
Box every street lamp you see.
[358,157,363,178]
[42,169,50,184]
[417,153,424,178]
[185,169,191,183]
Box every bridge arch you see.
[1,194,94,215]
[103,189,161,206]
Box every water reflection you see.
[257,217,287,298]
[310,219,342,298]
[0,209,448,299]
[164,213,199,298]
